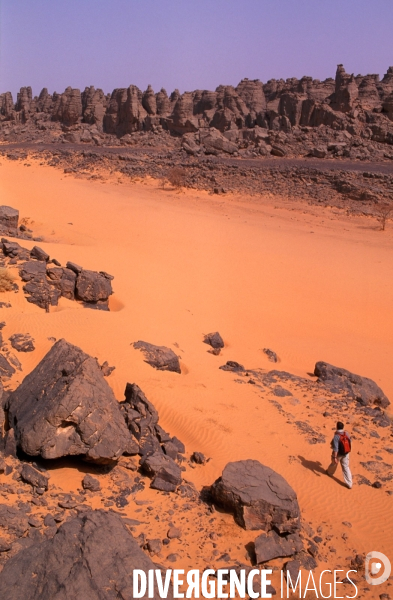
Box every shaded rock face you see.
[211,460,301,532]
[0,206,19,231]
[52,87,82,126]
[314,361,390,408]
[133,341,181,373]
[7,339,132,463]
[0,510,172,600]
[331,65,359,112]
[81,86,107,128]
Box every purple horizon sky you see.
[1,0,393,99]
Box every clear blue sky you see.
[1,0,393,98]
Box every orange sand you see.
[0,158,392,597]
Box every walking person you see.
[327,421,353,489]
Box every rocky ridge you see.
[1,65,393,211]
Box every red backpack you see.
[338,432,351,455]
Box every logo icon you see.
[365,551,391,586]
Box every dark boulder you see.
[82,474,101,492]
[203,331,224,349]
[120,383,182,459]
[30,246,49,262]
[20,464,49,490]
[255,530,303,564]
[0,510,172,599]
[133,341,181,374]
[7,339,132,463]
[263,348,279,363]
[9,333,35,353]
[2,240,30,261]
[314,361,390,408]
[0,206,19,230]
[46,266,77,300]
[211,460,300,532]
[75,269,113,306]
[219,361,244,372]
[191,451,206,465]
[19,261,60,309]
[141,451,182,492]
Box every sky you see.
[1,0,393,99]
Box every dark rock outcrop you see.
[133,341,181,373]
[46,266,77,299]
[19,260,61,310]
[7,339,132,463]
[9,333,35,353]
[120,382,183,458]
[52,87,82,126]
[141,450,182,492]
[203,331,224,349]
[211,460,300,532]
[314,361,390,408]
[20,463,49,490]
[0,206,19,230]
[254,530,303,564]
[75,269,113,308]
[0,510,172,599]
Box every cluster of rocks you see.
[1,232,113,311]
[1,339,186,492]
[1,65,393,155]
[0,336,384,594]
[219,358,391,448]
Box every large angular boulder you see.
[133,341,181,374]
[211,460,300,532]
[75,269,113,307]
[7,339,132,463]
[0,510,172,599]
[314,361,390,408]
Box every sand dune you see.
[1,158,392,597]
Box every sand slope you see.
[0,158,392,597]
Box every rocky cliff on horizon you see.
[1,64,393,150]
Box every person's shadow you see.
[298,455,347,488]
[298,455,326,477]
